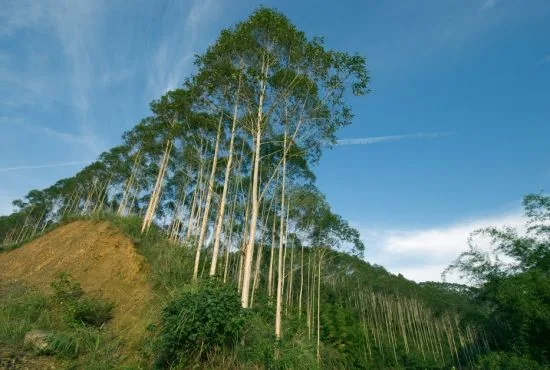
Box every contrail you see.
[336,131,455,146]
[0,132,453,171]
[0,160,93,172]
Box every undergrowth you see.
[0,274,129,369]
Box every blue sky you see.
[1,0,549,281]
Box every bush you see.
[51,272,113,328]
[71,297,113,327]
[153,279,246,369]
[475,351,544,370]
[51,272,83,302]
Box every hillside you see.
[0,220,153,337]
[1,6,548,369]
[1,216,486,369]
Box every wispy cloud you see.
[0,161,93,173]
[98,67,135,87]
[539,55,550,65]
[480,0,500,12]
[147,0,223,96]
[0,116,24,125]
[360,209,526,283]
[2,117,101,154]
[336,131,454,146]
[0,0,108,154]
[0,0,44,37]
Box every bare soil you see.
[0,220,154,340]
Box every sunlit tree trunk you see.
[210,84,240,276]
[275,126,287,339]
[298,240,305,316]
[316,248,325,365]
[142,139,172,233]
[242,56,268,308]
[118,149,141,216]
[194,114,223,280]
[267,215,277,298]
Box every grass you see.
[0,279,136,369]
[3,212,484,369]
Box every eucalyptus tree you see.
[139,89,197,233]
[192,29,256,278]
[187,78,228,279]
[217,8,369,309]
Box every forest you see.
[0,7,549,369]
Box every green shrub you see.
[51,272,113,328]
[475,351,544,370]
[71,297,113,327]
[153,279,246,369]
[51,272,83,302]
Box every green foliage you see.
[448,193,550,366]
[0,283,125,368]
[97,213,195,294]
[51,272,113,328]
[51,272,84,302]
[474,351,545,370]
[153,279,246,368]
[0,284,51,348]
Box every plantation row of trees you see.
[0,7,368,353]
[3,7,547,368]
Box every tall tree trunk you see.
[193,114,223,281]
[241,57,268,308]
[238,159,254,291]
[141,139,172,233]
[286,226,295,309]
[186,141,206,242]
[316,249,322,365]
[250,240,263,308]
[210,86,240,276]
[307,249,312,339]
[267,215,277,298]
[275,127,287,339]
[118,149,141,216]
[298,241,305,316]
[223,185,239,283]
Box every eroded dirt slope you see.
[0,220,153,338]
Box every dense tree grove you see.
[445,193,550,367]
[1,7,548,369]
[1,7,369,360]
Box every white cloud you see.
[147,0,223,96]
[0,0,112,155]
[540,55,550,65]
[361,210,526,283]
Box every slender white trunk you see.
[267,215,276,297]
[241,58,268,308]
[141,139,172,233]
[193,115,223,280]
[299,242,304,316]
[275,127,287,339]
[316,250,322,364]
[210,88,240,276]
[186,142,206,241]
[118,149,141,216]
